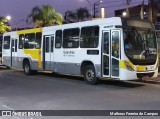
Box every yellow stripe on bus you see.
[17,28,42,35]
[17,28,43,69]
[120,60,146,71]
[24,49,42,69]
[38,50,42,69]
[120,60,134,69]
[120,60,127,69]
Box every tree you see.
[0,17,11,34]
[26,6,42,24]
[27,5,63,27]
[76,7,90,21]
[64,7,90,23]
[64,10,77,23]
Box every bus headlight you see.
[124,61,134,71]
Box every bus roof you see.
[4,17,154,35]
[43,17,122,31]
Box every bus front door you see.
[11,38,18,67]
[44,35,54,70]
[102,30,120,78]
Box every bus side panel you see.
[3,56,11,67]
[53,48,101,77]
[64,63,80,75]
[31,60,39,70]
[16,57,23,69]
[15,57,40,70]
[52,63,65,74]
[52,62,101,77]
[20,49,42,70]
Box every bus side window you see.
[63,28,80,48]
[24,33,35,49]
[35,32,42,49]
[3,36,10,49]
[55,30,62,48]
[19,34,24,49]
[80,26,99,48]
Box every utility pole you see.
[93,3,97,18]
[148,0,153,22]
[140,0,144,19]
[86,0,93,19]
[93,1,102,18]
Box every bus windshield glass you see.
[123,28,157,65]
[156,31,160,38]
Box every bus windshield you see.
[124,28,157,65]
[156,31,160,38]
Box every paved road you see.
[0,67,160,119]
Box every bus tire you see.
[24,61,32,75]
[84,65,99,85]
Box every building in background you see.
[115,1,160,30]
[115,5,149,20]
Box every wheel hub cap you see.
[86,70,94,81]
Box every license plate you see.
[142,76,150,81]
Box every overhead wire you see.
[96,0,149,9]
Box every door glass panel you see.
[111,31,120,77]
[12,39,15,52]
[45,37,49,53]
[112,31,119,58]
[51,36,54,52]
[103,31,120,77]
[15,39,17,52]
[103,32,110,76]
[112,59,119,77]
[103,55,109,75]
[103,32,109,54]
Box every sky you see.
[0,0,146,28]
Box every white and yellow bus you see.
[2,17,158,84]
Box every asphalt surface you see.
[0,67,160,119]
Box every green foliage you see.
[0,17,11,34]
[64,10,77,23]
[27,5,63,27]
[76,8,90,21]
[64,7,90,23]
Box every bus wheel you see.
[84,65,98,85]
[24,61,32,75]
